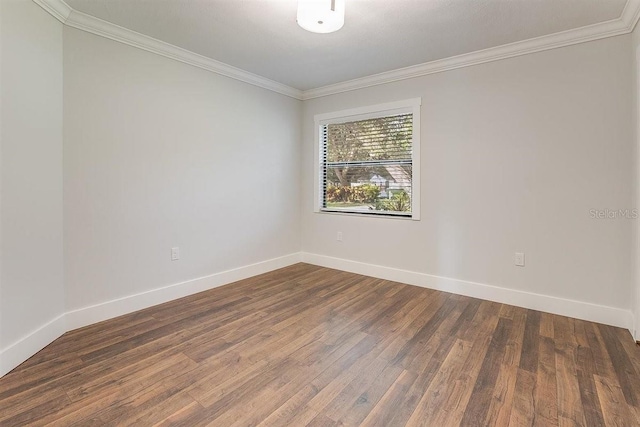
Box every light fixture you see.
[297,0,345,34]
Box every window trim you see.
[313,98,421,220]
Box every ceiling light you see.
[297,0,345,34]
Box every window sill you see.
[316,209,419,221]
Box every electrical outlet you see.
[337,232,343,242]
[515,252,525,267]
[171,247,180,261]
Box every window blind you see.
[321,113,413,216]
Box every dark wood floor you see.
[2,263,640,426]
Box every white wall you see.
[302,35,634,323]
[1,0,637,376]
[0,0,65,374]
[63,28,301,315]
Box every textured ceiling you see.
[65,0,628,91]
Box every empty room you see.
[3,0,640,425]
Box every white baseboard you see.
[2,251,633,378]
[0,314,67,377]
[301,252,634,331]
[0,253,301,377]
[66,253,302,330]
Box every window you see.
[314,98,421,219]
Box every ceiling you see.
[64,0,628,91]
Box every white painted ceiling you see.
[65,0,627,91]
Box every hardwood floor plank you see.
[384,300,496,426]
[0,385,71,423]
[612,328,640,379]
[485,364,519,426]
[0,354,85,401]
[534,336,559,426]
[224,335,375,426]
[66,352,197,402]
[391,294,460,370]
[586,322,618,380]
[324,359,402,424]
[376,292,451,364]
[99,382,197,426]
[30,354,197,427]
[597,323,640,407]
[306,338,386,413]
[483,309,527,426]
[576,347,606,426]
[152,400,206,426]
[285,405,323,427]
[554,315,586,427]
[405,339,474,426]
[213,332,371,427]
[520,310,541,373]
[508,368,537,426]
[359,369,418,427]
[427,303,501,426]
[594,374,634,426]
[0,391,72,427]
[255,384,321,427]
[539,312,555,339]
[306,413,339,427]
[460,317,512,425]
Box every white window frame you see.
[313,98,421,220]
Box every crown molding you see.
[32,0,304,100]
[33,0,640,101]
[302,0,640,100]
[622,0,640,30]
[32,0,71,23]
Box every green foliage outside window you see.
[374,191,410,212]
[325,184,380,204]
